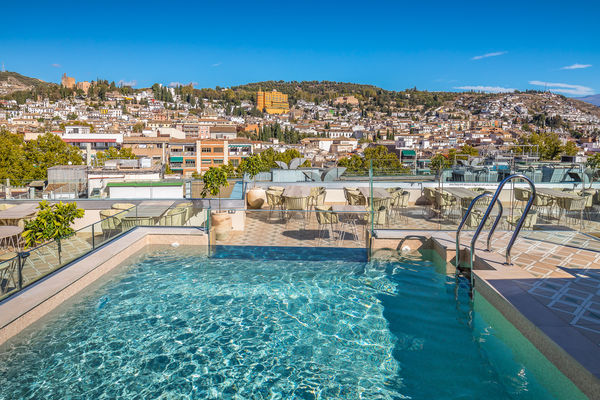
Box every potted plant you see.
[201,166,232,240]
[22,201,85,249]
[240,155,265,209]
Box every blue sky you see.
[1,0,598,96]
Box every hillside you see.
[0,71,53,95]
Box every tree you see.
[22,201,85,248]
[24,133,84,179]
[338,146,408,175]
[237,155,263,187]
[562,141,579,156]
[0,129,31,184]
[201,166,229,212]
[517,131,562,160]
[67,112,78,120]
[430,153,451,172]
[132,122,145,133]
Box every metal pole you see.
[92,224,95,250]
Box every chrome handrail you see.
[455,193,503,266]
[469,174,536,281]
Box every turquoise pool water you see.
[0,246,573,399]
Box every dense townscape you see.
[1,70,600,195]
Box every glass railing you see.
[0,201,209,302]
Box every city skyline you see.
[1,0,598,96]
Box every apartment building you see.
[168,139,253,176]
[122,137,170,164]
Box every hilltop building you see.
[76,81,91,94]
[61,73,76,89]
[257,90,289,114]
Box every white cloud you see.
[118,80,137,87]
[51,63,61,68]
[212,62,222,67]
[561,63,592,70]
[471,51,507,60]
[454,85,516,93]
[528,80,594,96]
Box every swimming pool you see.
[0,246,581,399]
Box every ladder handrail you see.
[470,174,536,276]
[456,193,504,266]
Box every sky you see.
[1,0,598,96]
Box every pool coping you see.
[370,230,600,399]
[0,227,208,346]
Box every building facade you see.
[257,90,289,114]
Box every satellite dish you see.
[289,158,306,170]
[275,161,288,169]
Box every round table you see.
[0,226,24,252]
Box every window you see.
[230,159,239,167]
[201,148,212,153]
[213,147,224,153]
[202,159,212,164]
[213,159,223,164]
[185,160,195,166]
[138,144,147,149]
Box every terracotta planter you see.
[246,187,265,209]
[211,212,232,241]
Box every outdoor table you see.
[331,205,366,213]
[443,187,480,201]
[0,204,38,227]
[537,188,581,200]
[0,226,23,251]
[125,201,173,219]
[357,187,391,199]
[282,186,312,198]
[330,205,366,244]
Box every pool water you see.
[0,247,573,399]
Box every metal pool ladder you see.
[455,174,536,287]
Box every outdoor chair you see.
[423,187,438,218]
[315,205,339,245]
[559,196,587,226]
[266,190,284,220]
[366,205,388,229]
[348,190,366,206]
[99,209,124,239]
[160,207,187,226]
[506,210,538,230]
[513,188,532,209]
[121,216,155,230]
[433,191,456,220]
[391,190,410,222]
[284,196,310,229]
[175,202,194,225]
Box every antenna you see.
[1,62,4,72]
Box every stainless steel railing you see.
[456,174,536,286]
[455,193,503,266]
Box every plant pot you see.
[246,187,265,209]
[211,212,232,241]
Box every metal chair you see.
[284,196,310,229]
[100,209,123,239]
[266,190,284,220]
[315,205,339,245]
